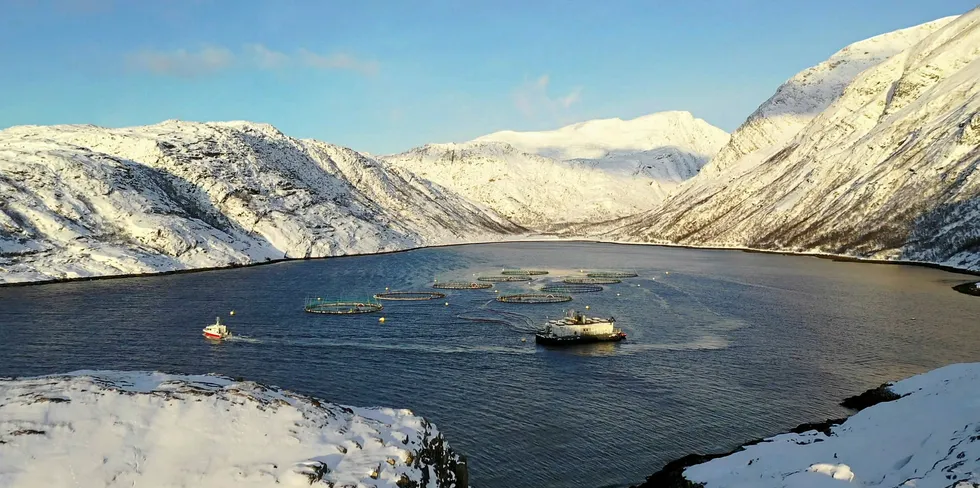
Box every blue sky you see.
[1,0,975,154]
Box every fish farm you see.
[586,271,639,278]
[304,298,383,314]
[477,275,533,282]
[500,269,549,276]
[374,291,446,301]
[564,277,622,285]
[432,281,494,290]
[496,293,573,304]
[539,284,603,293]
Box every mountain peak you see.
[472,110,729,163]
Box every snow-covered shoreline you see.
[2,236,978,289]
[0,371,468,488]
[634,363,980,487]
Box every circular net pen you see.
[304,298,383,314]
[373,291,446,301]
[496,294,572,304]
[586,271,639,278]
[564,277,622,285]
[477,275,533,283]
[500,269,549,276]
[432,281,493,290]
[540,284,603,293]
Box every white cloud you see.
[244,43,289,70]
[128,46,234,78]
[298,50,380,76]
[127,44,379,77]
[513,75,582,119]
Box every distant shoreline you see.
[2,237,978,288]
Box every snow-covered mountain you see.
[702,16,956,177]
[381,141,668,227]
[0,371,467,487]
[475,111,729,182]
[0,121,523,283]
[614,10,980,270]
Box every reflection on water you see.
[2,241,980,488]
[539,341,621,357]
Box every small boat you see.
[202,317,232,340]
[535,309,626,345]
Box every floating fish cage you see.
[373,291,446,301]
[564,277,622,285]
[432,281,493,290]
[477,275,533,283]
[539,284,603,293]
[500,269,549,276]
[496,293,572,304]
[586,271,639,278]
[304,298,383,314]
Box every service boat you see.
[535,309,626,345]
[202,317,232,340]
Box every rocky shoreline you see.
[953,281,980,297]
[631,382,904,488]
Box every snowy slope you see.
[0,121,523,283]
[702,16,956,177]
[0,371,467,488]
[381,141,668,227]
[680,362,980,487]
[476,111,729,182]
[616,9,980,271]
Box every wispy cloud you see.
[127,46,234,78]
[244,43,289,70]
[513,75,583,119]
[127,44,379,78]
[298,50,380,76]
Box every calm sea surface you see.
[2,242,979,487]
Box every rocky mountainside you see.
[0,371,467,487]
[476,110,729,182]
[381,141,668,227]
[0,121,523,283]
[614,10,980,271]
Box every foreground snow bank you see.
[0,371,468,488]
[668,363,980,487]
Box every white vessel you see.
[535,309,626,345]
[202,317,232,340]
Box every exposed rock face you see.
[0,371,469,487]
[0,121,523,283]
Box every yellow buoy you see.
[444,302,449,306]
[521,337,527,343]
[385,287,389,291]
[379,317,386,323]
[665,271,669,275]
[616,293,621,296]
[229,310,235,316]
[585,305,590,310]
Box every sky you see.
[0,0,976,154]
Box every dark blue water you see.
[2,242,979,487]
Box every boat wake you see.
[225,335,262,344]
[455,305,537,334]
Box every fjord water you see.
[2,242,979,488]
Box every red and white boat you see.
[202,317,232,340]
